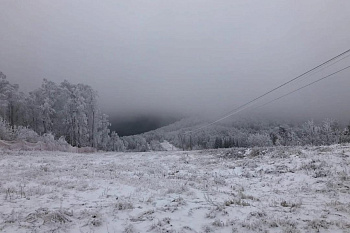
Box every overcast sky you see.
[1,0,350,122]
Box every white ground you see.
[0,145,350,233]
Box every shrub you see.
[14,126,40,143]
[0,117,13,140]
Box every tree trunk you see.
[91,110,95,148]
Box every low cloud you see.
[2,0,350,124]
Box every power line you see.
[254,64,350,110]
[185,48,350,134]
[291,52,350,85]
[190,64,350,134]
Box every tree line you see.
[1,72,350,152]
[142,117,350,151]
[0,72,124,151]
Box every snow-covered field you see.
[1,145,350,233]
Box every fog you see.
[1,0,350,130]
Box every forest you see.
[1,73,350,152]
[0,72,124,151]
[144,117,350,151]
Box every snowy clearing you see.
[1,145,350,233]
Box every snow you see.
[0,145,350,232]
[0,139,96,153]
[160,140,180,151]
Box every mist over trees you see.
[1,72,350,152]
[141,117,350,151]
[0,72,123,151]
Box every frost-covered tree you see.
[0,72,21,127]
[96,114,110,150]
[214,137,223,149]
[0,117,13,140]
[60,80,100,147]
[108,131,125,151]
[320,118,340,145]
[81,84,98,147]
[247,133,273,147]
[340,124,350,143]
[0,72,115,150]
[301,120,320,145]
[122,135,149,152]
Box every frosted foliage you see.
[14,126,39,143]
[247,133,273,147]
[0,74,118,150]
[0,117,13,140]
